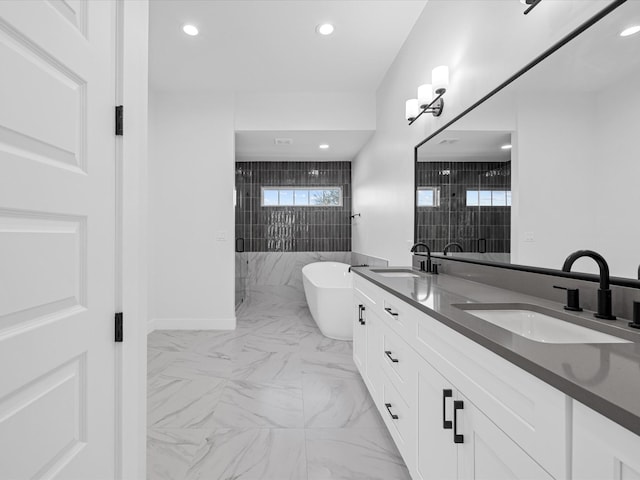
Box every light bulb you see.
[432,66,449,95]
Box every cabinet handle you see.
[384,307,399,318]
[453,400,464,444]
[384,350,399,363]
[385,403,399,420]
[442,389,452,429]
[358,304,366,325]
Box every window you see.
[466,190,511,207]
[417,187,440,207]
[261,187,343,207]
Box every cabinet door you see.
[573,401,640,480]
[416,358,457,480]
[353,298,367,375]
[458,393,553,480]
[365,310,382,400]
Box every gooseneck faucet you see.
[562,250,616,320]
[443,242,464,256]
[410,242,432,272]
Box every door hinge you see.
[115,105,123,136]
[115,312,123,342]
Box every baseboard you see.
[147,317,236,334]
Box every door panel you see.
[0,1,116,478]
[459,393,552,480]
[416,358,457,480]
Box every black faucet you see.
[443,242,464,256]
[562,250,616,320]
[348,264,369,273]
[410,242,432,272]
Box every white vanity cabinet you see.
[353,275,568,480]
[415,352,553,480]
[353,285,382,400]
[572,401,640,480]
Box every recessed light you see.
[620,25,640,37]
[501,144,512,150]
[319,144,330,149]
[183,24,199,36]
[316,23,334,36]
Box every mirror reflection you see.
[415,0,640,279]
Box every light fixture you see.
[521,0,542,15]
[319,144,330,149]
[406,65,449,124]
[620,25,640,37]
[182,24,199,36]
[501,144,513,150]
[316,23,334,36]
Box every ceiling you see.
[149,0,427,93]
[417,130,512,162]
[235,130,374,162]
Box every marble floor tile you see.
[302,373,385,428]
[148,374,227,429]
[232,350,302,383]
[208,379,304,429]
[147,285,410,478]
[186,428,307,480]
[242,330,303,353]
[191,329,248,358]
[147,428,207,480]
[301,333,353,355]
[301,351,359,379]
[148,330,202,352]
[148,350,233,383]
[305,428,411,480]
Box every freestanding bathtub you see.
[302,262,353,340]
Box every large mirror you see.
[415,0,640,280]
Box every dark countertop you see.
[352,267,640,436]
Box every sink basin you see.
[455,304,630,344]
[370,268,420,278]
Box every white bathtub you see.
[302,262,353,340]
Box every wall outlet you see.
[524,231,535,242]
[216,231,227,241]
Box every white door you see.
[0,1,117,478]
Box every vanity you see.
[351,267,640,480]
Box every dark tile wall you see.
[416,161,511,253]
[235,161,352,252]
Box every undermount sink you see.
[455,303,631,344]
[370,268,420,278]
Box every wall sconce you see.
[522,0,542,15]
[406,65,449,125]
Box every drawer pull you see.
[442,389,452,429]
[358,304,366,325]
[385,402,399,420]
[453,400,464,444]
[384,307,399,318]
[384,350,399,363]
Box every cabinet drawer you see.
[380,322,417,400]
[378,291,418,339]
[380,371,414,467]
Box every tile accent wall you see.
[235,161,352,252]
[415,161,511,253]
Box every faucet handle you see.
[553,285,583,312]
[629,301,640,329]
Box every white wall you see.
[235,92,375,131]
[149,92,236,329]
[594,72,640,279]
[352,0,610,266]
[513,92,597,272]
